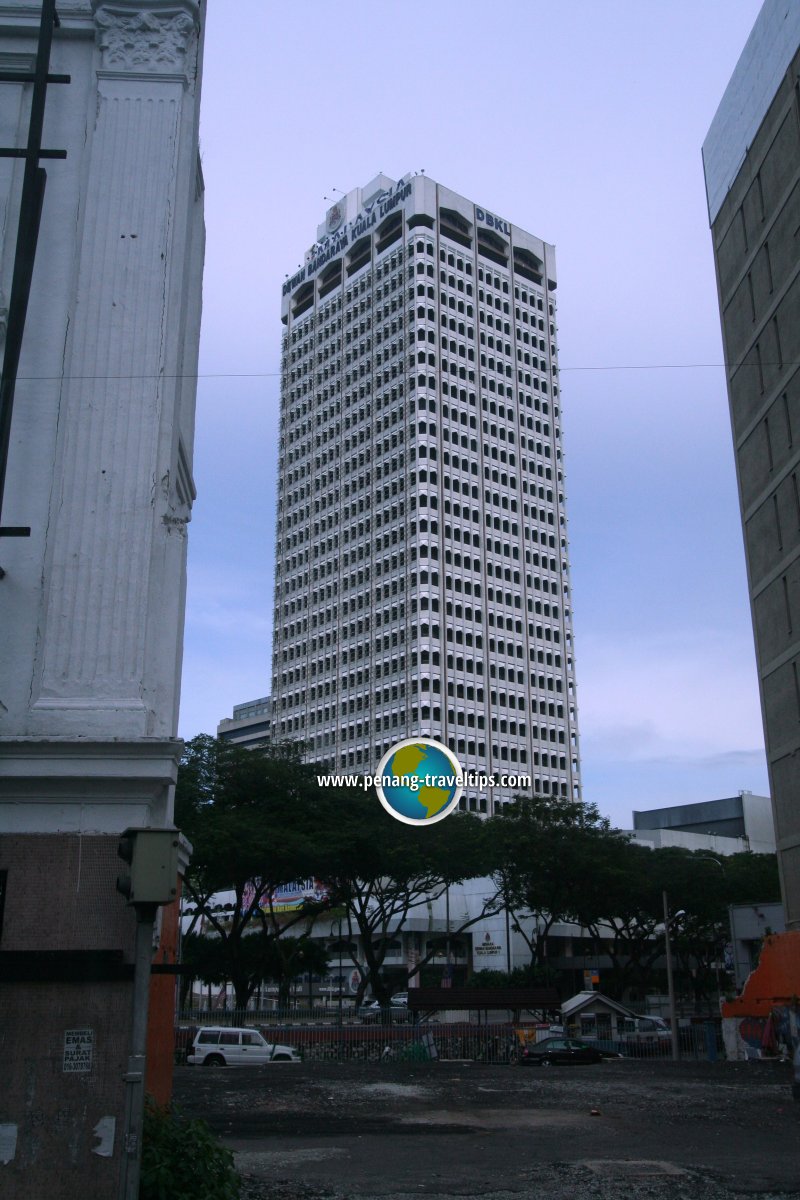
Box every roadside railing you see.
[175,1012,724,1065]
[176,1019,520,1064]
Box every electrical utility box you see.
[117,828,181,906]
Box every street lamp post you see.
[663,890,680,1062]
[505,905,511,974]
[697,855,725,1014]
[338,921,343,1026]
[331,918,343,1023]
[330,918,344,1061]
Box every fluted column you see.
[30,0,202,739]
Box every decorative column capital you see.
[92,1,200,73]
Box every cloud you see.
[576,627,765,764]
[574,628,770,825]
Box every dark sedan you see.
[358,1001,413,1024]
[518,1036,603,1066]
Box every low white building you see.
[629,792,775,855]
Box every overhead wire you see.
[9,360,773,383]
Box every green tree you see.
[665,850,781,1010]
[324,789,496,1005]
[488,794,629,972]
[180,930,330,1012]
[258,934,331,1009]
[466,965,559,988]
[578,839,676,1000]
[179,931,229,1011]
[175,735,335,1009]
[582,847,782,1008]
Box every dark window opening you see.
[292,281,314,318]
[319,259,342,298]
[376,212,403,255]
[512,247,543,285]
[439,207,473,249]
[477,227,508,267]
[347,236,372,277]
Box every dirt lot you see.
[173,1058,800,1200]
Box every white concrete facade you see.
[271,174,580,812]
[630,827,774,856]
[0,0,205,832]
[630,791,777,855]
[217,695,272,749]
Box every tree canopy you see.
[488,794,630,967]
[174,735,783,1010]
[322,787,495,1003]
[176,735,338,1007]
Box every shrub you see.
[140,1097,240,1200]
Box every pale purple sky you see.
[179,0,769,828]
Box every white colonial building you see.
[0,4,205,1195]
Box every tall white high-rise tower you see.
[272,174,580,814]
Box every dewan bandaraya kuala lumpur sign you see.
[282,177,413,295]
[282,179,514,298]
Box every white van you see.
[619,1015,671,1048]
[187,1026,301,1066]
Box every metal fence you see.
[175,1014,723,1064]
[177,1018,518,1063]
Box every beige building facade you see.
[703,0,800,928]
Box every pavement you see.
[173,1058,800,1200]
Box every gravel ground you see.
[174,1059,800,1200]
[236,1169,796,1200]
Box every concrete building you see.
[217,695,272,748]
[0,3,205,1195]
[631,792,776,855]
[271,173,580,812]
[728,901,786,989]
[183,877,626,1007]
[702,0,800,928]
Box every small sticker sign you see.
[63,1028,94,1073]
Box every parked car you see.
[362,1003,417,1022]
[187,1026,301,1066]
[518,1036,603,1066]
[359,1001,413,1023]
[618,1015,672,1055]
[627,1014,671,1036]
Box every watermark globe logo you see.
[374,738,463,826]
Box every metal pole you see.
[663,890,680,1062]
[119,905,157,1200]
[505,905,511,974]
[445,885,451,984]
[337,918,343,1025]
[0,0,60,531]
[697,855,725,1015]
